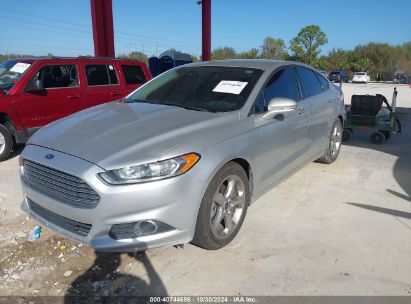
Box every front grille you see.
[28,199,92,237]
[23,160,100,208]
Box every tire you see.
[192,162,249,250]
[370,131,385,144]
[0,124,13,162]
[381,131,391,141]
[316,119,343,164]
[342,129,353,142]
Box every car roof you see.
[184,59,309,71]
[6,57,144,64]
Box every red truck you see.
[0,57,151,161]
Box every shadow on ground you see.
[64,251,167,304]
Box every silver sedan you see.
[20,60,345,251]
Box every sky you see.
[0,0,410,57]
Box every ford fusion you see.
[20,60,345,251]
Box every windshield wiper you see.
[165,104,211,112]
[128,99,213,112]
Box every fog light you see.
[135,220,158,236]
[109,220,175,240]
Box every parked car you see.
[319,70,328,77]
[328,70,350,83]
[394,71,407,84]
[20,60,345,251]
[0,57,151,161]
[352,72,370,83]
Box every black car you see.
[328,70,350,83]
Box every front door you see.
[14,64,83,132]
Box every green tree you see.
[212,47,237,60]
[238,48,260,59]
[290,25,328,64]
[260,37,287,59]
[128,51,148,63]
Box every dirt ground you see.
[0,83,410,300]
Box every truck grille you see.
[23,160,100,208]
[28,199,92,237]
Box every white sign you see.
[213,80,248,95]
[9,62,31,74]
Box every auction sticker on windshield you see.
[9,62,31,74]
[213,80,248,95]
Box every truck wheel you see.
[0,124,13,161]
[192,162,249,250]
[370,131,385,144]
[342,129,353,142]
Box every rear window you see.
[330,71,340,75]
[85,64,118,86]
[355,72,366,75]
[315,73,330,91]
[121,65,146,84]
[296,67,323,98]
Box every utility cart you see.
[342,88,402,144]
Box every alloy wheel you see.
[330,123,342,157]
[210,175,246,239]
[0,133,5,154]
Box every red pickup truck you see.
[0,57,151,161]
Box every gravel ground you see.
[0,83,410,300]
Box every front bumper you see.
[20,145,205,251]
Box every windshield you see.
[0,60,32,91]
[355,72,366,75]
[330,71,340,75]
[125,66,263,113]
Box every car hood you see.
[29,101,233,169]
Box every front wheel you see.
[0,124,13,162]
[316,119,343,164]
[192,162,249,250]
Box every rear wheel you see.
[316,119,343,164]
[192,162,249,250]
[370,131,385,144]
[0,124,13,162]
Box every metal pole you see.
[201,0,211,61]
[90,0,115,57]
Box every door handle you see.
[110,92,122,96]
[67,95,80,99]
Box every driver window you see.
[33,65,78,89]
[254,67,300,114]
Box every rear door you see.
[252,67,309,190]
[13,62,84,131]
[296,67,333,154]
[83,63,123,107]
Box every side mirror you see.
[23,80,44,92]
[262,98,297,120]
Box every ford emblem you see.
[45,154,55,160]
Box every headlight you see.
[99,153,200,184]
